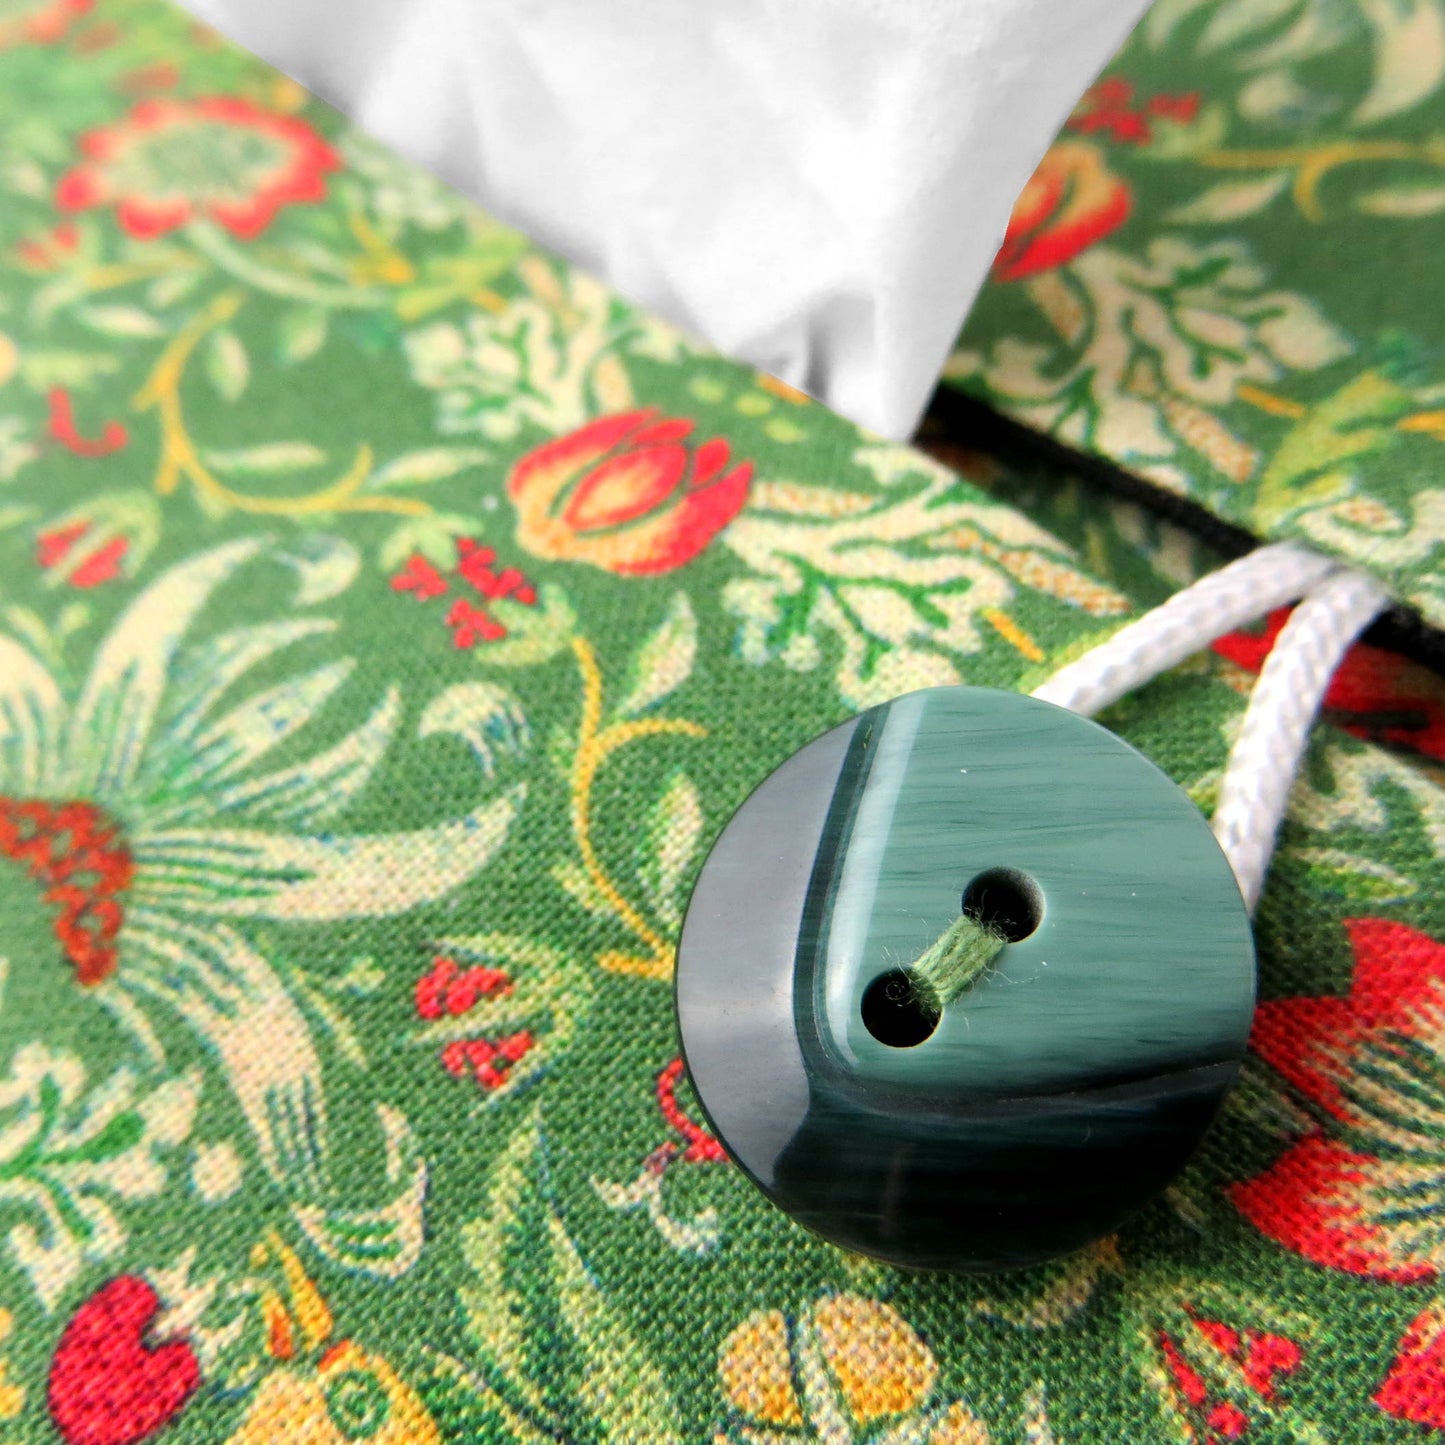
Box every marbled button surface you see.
[676,686,1255,1272]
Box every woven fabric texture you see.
[948,0,1445,636]
[2,1,1445,1442]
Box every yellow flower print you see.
[224,1235,439,1445]
[717,1293,989,1443]
[812,1294,937,1422]
[719,1310,804,1430]
[0,1307,24,1441]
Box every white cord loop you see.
[1032,542,1339,717]
[1034,543,1392,914]
[1211,567,1391,912]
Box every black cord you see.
[922,385,1445,679]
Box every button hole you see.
[961,867,1042,943]
[861,968,939,1048]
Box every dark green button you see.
[675,686,1255,1272]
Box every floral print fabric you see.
[0,1,1443,1442]
[949,0,1445,634]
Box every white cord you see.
[1211,568,1391,912]
[1032,542,1338,717]
[1033,543,1392,913]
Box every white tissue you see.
[176,0,1151,438]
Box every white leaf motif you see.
[1357,183,1445,216]
[1166,174,1291,224]
[127,919,327,1191]
[156,790,523,921]
[78,305,164,338]
[1150,0,1445,123]
[203,442,328,476]
[277,306,328,365]
[1355,0,1445,123]
[371,447,491,488]
[277,534,361,606]
[954,239,1350,487]
[640,774,704,930]
[0,1046,200,1309]
[215,688,400,829]
[192,658,355,785]
[67,539,261,795]
[292,1104,427,1278]
[206,328,250,403]
[618,593,697,716]
[0,634,63,793]
[420,682,531,778]
[403,259,677,439]
[723,467,1123,706]
[0,541,527,1286]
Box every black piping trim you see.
[922,385,1445,679]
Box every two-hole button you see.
[676,685,1255,1272]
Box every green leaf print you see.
[460,1114,681,1444]
[1252,371,1416,528]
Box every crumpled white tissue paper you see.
[175,0,1152,438]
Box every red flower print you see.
[1215,607,1445,764]
[389,539,537,648]
[456,539,536,604]
[994,141,1131,283]
[38,522,128,588]
[445,598,506,649]
[391,554,449,600]
[47,388,127,459]
[1066,75,1201,146]
[56,97,339,241]
[13,222,79,271]
[442,1032,535,1091]
[592,1059,730,1251]
[1071,77,1151,144]
[116,61,182,96]
[49,1275,200,1445]
[35,489,154,591]
[414,954,512,1018]
[1148,92,1203,124]
[508,409,753,576]
[1377,1305,1445,1427]
[415,956,537,1092]
[1157,1312,1304,1443]
[657,1056,726,1164]
[0,0,91,50]
[0,799,132,984]
[69,14,114,50]
[1233,919,1445,1282]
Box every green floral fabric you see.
[948,0,1445,635]
[1,2,1445,1443]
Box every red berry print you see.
[390,555,448,600]
[388,537,537,649]
[413,955,512,1019]
[0,799,132,983]
[47,388,127,459]
[657,1056,726,1164]
[445,599,506,649]
[1157,1312,1304,1443]
[441,1031,535,1091]
[1067,75,1201,146]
